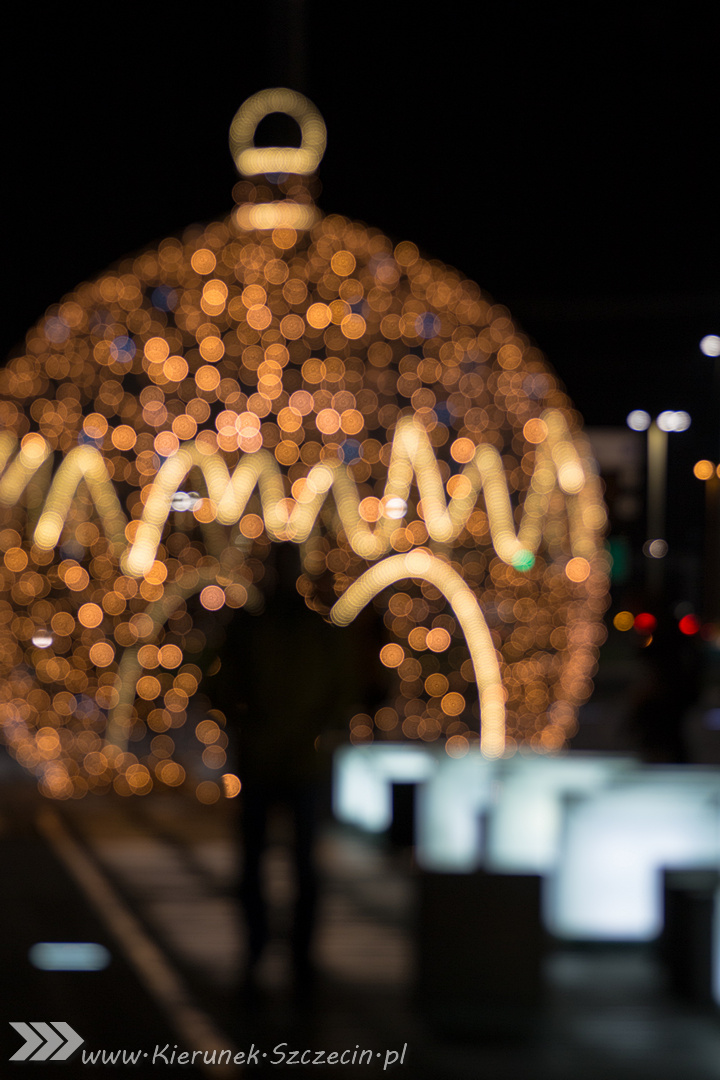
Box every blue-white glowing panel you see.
[486,753,635,874]
[713,891,720,1005]
[415,750,496,872]
[332,745,437,833]
[548,775,720,940]
[333,744,495,868]
[29,942,111,971]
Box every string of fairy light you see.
[0,90,609,799]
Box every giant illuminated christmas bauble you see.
[0,90,608,799]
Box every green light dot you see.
[512,549,535,572]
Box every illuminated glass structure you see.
[0,90,609,798]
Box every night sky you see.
[2,3,718,539]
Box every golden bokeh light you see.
[565,557,591,583]
[693,459,716,481]
[426,627,451,652]
[380,643,405,668]
[196,780,221,805]
[222,772,242,798]
[613,610,635,632]
[0,89,608,798]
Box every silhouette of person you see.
[204,543,372,991]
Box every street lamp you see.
[699,336,720,358]
[626,410,691,596]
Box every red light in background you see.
[634,612,657,634]
[679,614,701,635]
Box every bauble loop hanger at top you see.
[229,88,327,178]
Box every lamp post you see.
[697,336,720,623]
[700,335,720,460]
[627,410,691,598]
[693,459,720,624]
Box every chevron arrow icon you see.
[8,1023,42,1061]
[50,1022,85,1060]
[9,1021,84,1061]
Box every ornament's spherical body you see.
[0,101,608,798]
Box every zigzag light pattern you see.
[4,407,597,573]
[0,408,602,762]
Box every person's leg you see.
[239,781,270,972]
[289,783,319,983]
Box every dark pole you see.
[268,0,308,93]
[703,473,720,623]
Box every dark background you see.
[2,1,718,539]
[0,9,719,1067]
